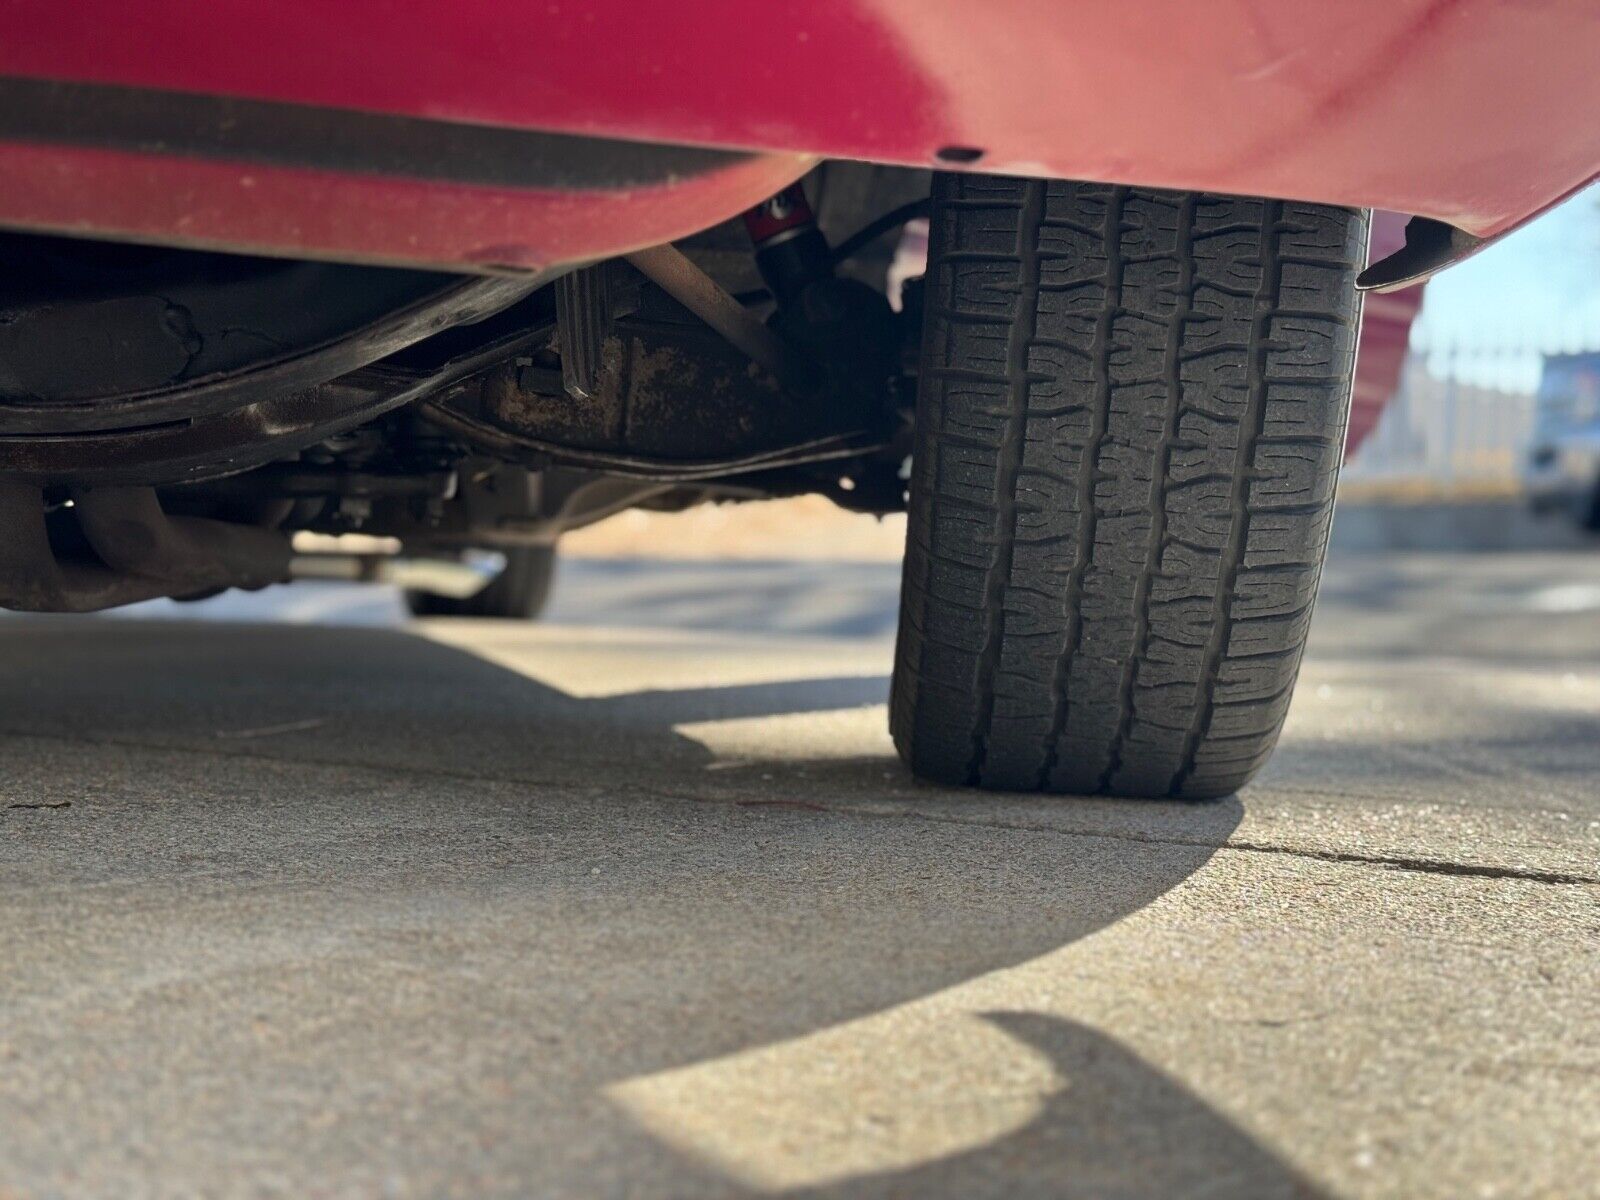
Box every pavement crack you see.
[831,806,1600,888]
[7,800,71,811]
[1226,843,1599,887]
[1223,1012,1333,1028]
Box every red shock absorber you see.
[742,182,833,304]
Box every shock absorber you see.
[742,182,833,304]
[740,179,900,422]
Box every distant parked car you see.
[1526,353,1600,530]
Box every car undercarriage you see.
[0,165,926,613]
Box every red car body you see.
[0,0,1595,274]
[0,1,1583,446]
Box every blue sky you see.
[1413,184,1600,361]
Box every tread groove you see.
[967,179,1048,786]
[1099,192,1196,794]
[1170,199,1283,796]
[1036,187,1126,790]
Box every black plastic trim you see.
[0,75,749,190]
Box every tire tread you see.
[891,175,1365,799]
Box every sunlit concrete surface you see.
[0,549,1596,1198]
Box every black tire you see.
[404,545,557,620]
[891,175,1365,799]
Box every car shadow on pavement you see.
[0,615,1323,1197]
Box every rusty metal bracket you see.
[625,244,794,379]
[73,487,290,592]
[0,481,290,612]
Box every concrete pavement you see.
[0,548,1596,1198]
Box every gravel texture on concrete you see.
[1,548,1597,1198]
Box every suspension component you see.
[742,182,833,303]
[555,266,610,401]
[624,245,792,378]
[740,183,900,426]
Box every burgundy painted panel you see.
[1349,213,1426,457]
[0,139,813,272]
[1,0,1598,241]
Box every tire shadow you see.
[789,1014,1326,1199]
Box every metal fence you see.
[1344,339,1599,491]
